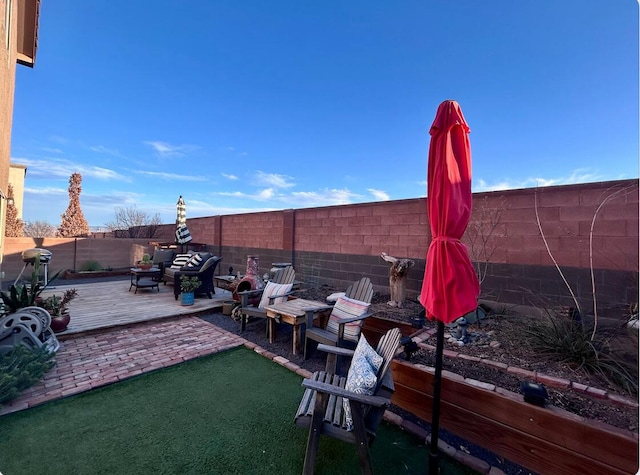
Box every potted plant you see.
[137,253,153,270]
[36,289,78,333]
[179,275,201,306]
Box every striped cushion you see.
[325,295,370,342]
[258,281,293,309]
[170,253,193,269]
[183,253,204,269]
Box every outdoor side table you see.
[265,298,329,355]
[129,267,161,293]
[214,275,242,292]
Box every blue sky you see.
[10,0,639,228]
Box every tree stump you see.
[381,252,415,308]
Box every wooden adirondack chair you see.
[303,277,374,363]
[238,266,296,332]
[294,327,402,475]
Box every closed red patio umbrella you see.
[418,100,480,473]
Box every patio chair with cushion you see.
[303,277,374,367]
[163,252,222,300]
[152,249,175,273]
[238,266,296,332]
[294,327,402,475]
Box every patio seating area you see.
[38,278,231,335]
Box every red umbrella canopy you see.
[419,100,480,324]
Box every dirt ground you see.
[297,285,639,433]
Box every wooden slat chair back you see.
[294,327,402,475]
[344,277,374,303]
[239,266,296,332]
[303,277,374,361]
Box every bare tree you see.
[24,220,58,238]
[58,172,90,237]
[105,205,162,238]
[4,184,24,237]
[463,195,505,285]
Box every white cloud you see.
[216,191,247,198]
[290,188,361,207]
[254,171,295,188]
[368,188,390,201]
[134,170,208,181]
[474,168,605,193]
[24,186,66,195]
[39,147,64,154]
[90,145,124,157]
[17,158,130,182]
[222,173,238,180]
[214,189,280,201]
[257,188,275,200]
[143,141,199,157]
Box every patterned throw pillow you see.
[343,335,383,431]
[170,253,193,269]
[182,253,204,269]
[258,281,293,309]
[326,295,370,342]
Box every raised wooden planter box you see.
[362,315,418,346]
[62,269,130,280]
[391,359,639,475]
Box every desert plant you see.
[535,184,636,341]
[80,260,102,272]
[58,172,90,237]
[36,289,78,317]
[525,312,638,395]
[4,184,24,237]
[464,195,505,286]
[140,254,152,265]
[0,345,56,406]
[180,275,201,293]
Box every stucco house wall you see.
[0,0,38,283]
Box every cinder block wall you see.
[5,180,637,318]
[3,237,157,277]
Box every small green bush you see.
[0,346,56,406]
[79,260,102,272]
[526,313,638,395]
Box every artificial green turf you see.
[0,347,477,474]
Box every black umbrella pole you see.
[429,320,445,474]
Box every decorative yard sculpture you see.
[380,252,415,308]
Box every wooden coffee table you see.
[265,298,331,355]
[129,267,161,293]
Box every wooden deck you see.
[39,280,233,336]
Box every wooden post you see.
[380,252,414,308]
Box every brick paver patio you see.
[0,317,246,416]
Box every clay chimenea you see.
[232,255,265,304]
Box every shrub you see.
[180,275,201,293]
[0,345,56,406]
[525,312,639,395]
[80,260,102,272]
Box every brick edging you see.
[244,341,503,475]
[411,329,638,409]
